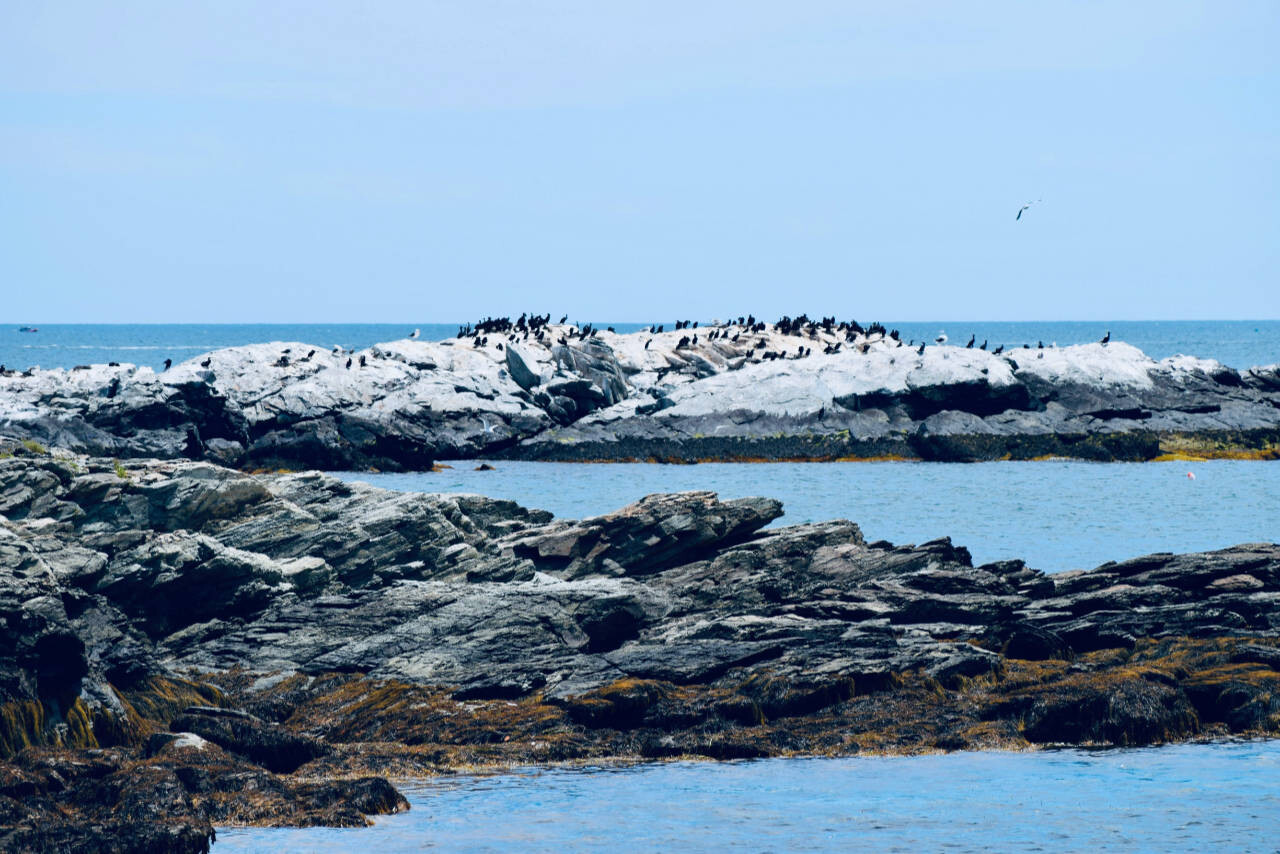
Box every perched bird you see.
[360,355,367,367]
[935,333,948,345]
[966,335,976,348]
[162,358,172,371]
[346,357,353,369]
[993,344,1004,355]
[917,343,926,355]
[1100,330,1111,345]
[560,315,568,324]
[979,340,987,351]
[200,357,212,368]
[409,328,420,339]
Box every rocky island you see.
[1,444,1277,851]
[1,317,1277,469]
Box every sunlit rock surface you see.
[2,324,1277,467]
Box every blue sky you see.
[2,1,1276,322]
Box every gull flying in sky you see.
[1016,199,1042,221]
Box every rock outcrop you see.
[2,323,1277,468]
[0,452,1276,724]
[0,453,1277,849]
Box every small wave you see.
[20,344,233,351]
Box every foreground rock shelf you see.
[1,452,1278,851]
[2,318,1278,469]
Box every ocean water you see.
[339,459,1279,573]
[215,741,1280,853]
[1,320,1277,372]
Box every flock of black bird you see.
[0,320,1113,381]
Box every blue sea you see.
[216,742,1280,853]
[341,458,1280,574]
[1,320,1277,371]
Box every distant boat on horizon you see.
[18,326,38,333]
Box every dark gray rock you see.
[168,706,329,773]
[0,455,1276,745]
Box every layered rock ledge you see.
[1,453,1278,850]
[2,321,1278,469]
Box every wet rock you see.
[999,624,1073,661]
[1015,671,1200,746]
[168,707,329,773]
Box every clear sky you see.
[2,1,1277,322]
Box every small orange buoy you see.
[1186,472,1196,480]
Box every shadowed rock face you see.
[2,328,1278,468]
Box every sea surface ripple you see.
[340,458,1279,573]
[216,742,1280,853]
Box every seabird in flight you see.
[1016,199,1041,221]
